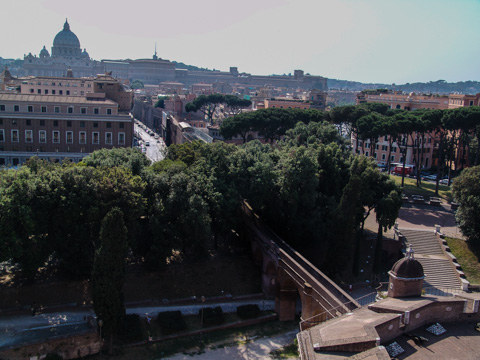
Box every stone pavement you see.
[164,328,299,360]
[365,203,464,240]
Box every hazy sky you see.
[2,0,480,84]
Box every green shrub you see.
[236,304,260,319]
[201,306,224,326]
[119,314,146,342]
[157,311,187,335]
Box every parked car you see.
[145,141,150,146]
[439,179,449,185]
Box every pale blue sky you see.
[2,0,480,84]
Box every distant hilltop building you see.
[23,19,103,77]
[20,20,328,92]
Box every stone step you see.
[400,229,462,289]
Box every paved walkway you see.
[365,203,464,239]
[164,328,298,360]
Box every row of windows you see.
[362,152,403,163]
[29,89,87,96]
[0,118,124,128]
[0,129,125,146]
[29,81,91,87]
[0,104,113,115]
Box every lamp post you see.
[200,296,206,341]
[98,319,103,340]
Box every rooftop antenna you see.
[153,42,158,60]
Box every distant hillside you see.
[328,79,480,95]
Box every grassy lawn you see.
[390,175,452,201]
[445,237,480,285]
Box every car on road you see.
[145,141,150,146]
[439,179,449,185]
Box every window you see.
[119,122,124,129]
[375,144,379,150]
[105,132,112,145]
[106,122,112,128]
[470,100,474,106]
[92,132,99,144]
[11,129,19,142]
[52,131,60,143]
[66,131,73,144]
[79,131,86,144]
[52,90,56,95]
[30,89,34,93]
[382,154,386,160]
[391,155,395,162]
[68,107,73,114]
[107,108,112,115]
[55,106,60,113]
[0,105,5,111]
[391,147,397,153]
[80,91,84,96]
[14,105,19,112]
[41,106,47,113]
[67,121,72,127]
[66,90,70,95]
[39,130,46,143]
[44,89,48,95]
[80,121,85,128]
[28,105,33,112]
[53,120,59,127]
[40,120,45,126]
[365,151,369,157]
[26,119,31,126]
[399,157,404,163]
[0,129,4,142]
[37,89,41,94]
[384,136,388,141]
[366,143,370,148]
[25,130,33,143]
[94,108,99,115]
[93,122,98,128]
[118,132,125,145]
[12,119,17,125]
[382,145,387,151]
[373,152,377,159]
[81,107,87,114]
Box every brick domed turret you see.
[388,245,425,298]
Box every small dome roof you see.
[390,246,424,279]
[40,45,50,57]
[81,48,90,58]
[53,19,80,48]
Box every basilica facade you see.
[22,19,103,78]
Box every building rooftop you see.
[0,93,117,105]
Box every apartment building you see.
[0,93,133,166]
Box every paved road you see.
[0,300,275,350]
[134,120,165,162]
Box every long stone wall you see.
[0,331,102,360]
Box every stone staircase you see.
[399,229,462,289]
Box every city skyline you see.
[3,0,480,85]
